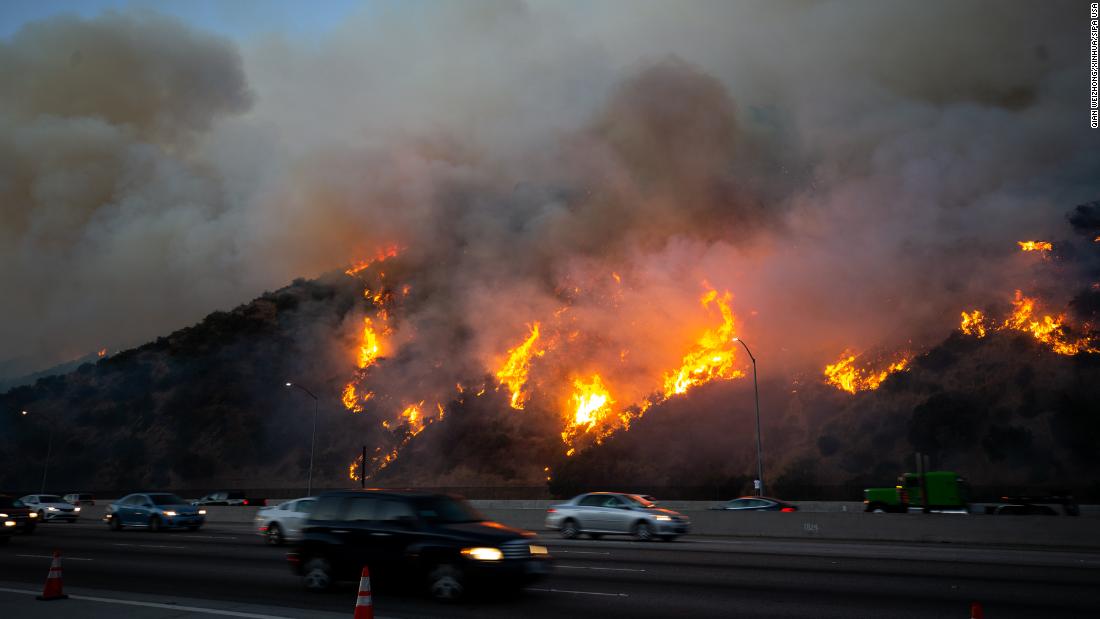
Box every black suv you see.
[288,490,551,600]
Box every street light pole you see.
[732,339,765,497]
[285,382,319,496]
[22,410,55,494]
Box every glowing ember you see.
[1017,240,1053,252]
[662,289,743,397]
[495,322,545,410]
[344,245,400,276]
[824,351,910,394]
[96,348,107,357]
[960,310,988,338]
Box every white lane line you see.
[556,565,646,572]
[112,543,187,549]
[528,587,629,597]
[185,535,239,540]
[0,586,302,618]
[16,554,94,561]
[553,550,611,555]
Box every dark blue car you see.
[106,493,206,531]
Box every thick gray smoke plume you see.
[2,0,1096,399]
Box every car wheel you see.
[266,522,284,545]
[588,532,603,540]
[560,518,579,539]
[632,521,653,542]
[303,557,334,592]
[427,563,466,602]
[872,507,887,514]
[149,516,162,532]
[110,516,122,531]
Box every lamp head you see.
[284,382,293,388]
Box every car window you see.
[311,496,345,521]
[279,502,292,511]
[726,499,748,508]
[602,495,624,508]
[214,492,227,500]
[414,496,485,523]
[39,495,63,503]
[123,495,144,506]
[344,497,379,522]
[298,499,317,513]
[378,499,416,521]
[623,495,655,508]
[150,494,186,506]
[578,495,606,507]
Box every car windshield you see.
[39,495,63,503]
[623,494,656,508]
[149,494,187,506]
[414,496,486,524]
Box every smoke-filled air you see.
[2,1,1099,487]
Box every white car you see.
[254,497,316,545]
[19,494,80,522]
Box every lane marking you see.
[112,543,187,549]
[528,587,629,597]
[557,565,646,572]
[185,535,240,540]
[0,586,305,618]
[553,550,611,555]
[16,554,94,561]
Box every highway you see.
[2,519,1098,618]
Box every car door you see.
[601,495,635,533]
[369,499,420,570]
[575,494,608,531]
[288,499,316,538]
[337,496,383,575]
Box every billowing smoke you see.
[2,1,1097,464]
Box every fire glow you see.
[960,290,1098,355]
[1017,240,1053,252]
[495,322,545,410]
[823,351,911,394]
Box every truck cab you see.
[864,471,969,513]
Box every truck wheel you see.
[632,521,653,541]
[428,563,466,602]
[560,518,579,539]
[303,557,334,592]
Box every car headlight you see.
[460,547,503,561]
[0,513,7,518]
[47,507,58,511]
[198,509,206,515]
[653,515,672,521]
[3,521,15,527]
[28,512,38,518]
[74,507,81,512]
[529,545,549,555]
[163,511,177,516]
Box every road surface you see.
[1,519,1097,618]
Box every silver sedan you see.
[253,497,316,545]
[545,492,690,541]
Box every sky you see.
[0,0,366,40]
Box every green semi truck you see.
[863,471,969,513]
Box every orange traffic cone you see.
[970,601,983,618]
[353,565,373,619]
[37,550,68,601]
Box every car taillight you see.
[781,507,796,512]
[243,499,249,505]
[546,508,556,513]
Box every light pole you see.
[732,338,765,497]
[285,382,319,496]
[22,410,56,494]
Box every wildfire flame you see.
[960,310,988,338]
[561,374,614,455]
[1017,240,1053,252]
[662,289,743,397]
[357,317,382,368]
[96,348,107,357]
[824,351,910,394]
[495,322,545,409]
[344,245,400,276]
[961,292,1098,355]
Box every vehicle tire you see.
[266,522,284,545]
[560,518,579,539]
[302,557,334,592]
[149,516,162,532]
[588,532,603,540]
[871,507,887,514]
[427,563,466,602]
[632,521,653,542]
[110,516,122,531]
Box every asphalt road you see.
[2,519,1098,618]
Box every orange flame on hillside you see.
[495,322,545,410]
[96,348,107,357]
[960,310,988,338]
[1017,240,1053,252]
[662,289,743,397]
[824,351,910,394]
[561,374,614,456]
[344,245,400,276]
[961,292,1098,354]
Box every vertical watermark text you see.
[1091,3,1098,127]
